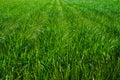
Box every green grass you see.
[0,0,120,80]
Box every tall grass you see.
[0,0,120,80]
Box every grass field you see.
[0,0,120,80]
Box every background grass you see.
[0,0,120,80]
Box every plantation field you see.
[0,0,120,80]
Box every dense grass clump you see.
[0,0,120,80]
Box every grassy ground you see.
[0,0,120,80]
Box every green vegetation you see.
[0,0,120,80]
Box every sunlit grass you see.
[0,0,120,80]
